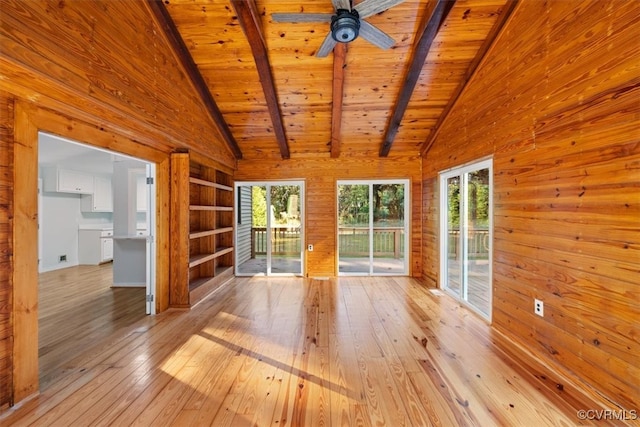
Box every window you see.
[440,159,492,319]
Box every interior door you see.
[144,163,156,315]
[38,179,43,273]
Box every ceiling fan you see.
[272,0,405,57]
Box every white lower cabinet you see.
[102,236,114,260]
[79,229,114,264]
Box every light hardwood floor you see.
[38,263,147,389]
[4,276,598,426]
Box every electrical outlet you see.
[59,254,67,262]
[307,244,313,252]
[534,299,544,317]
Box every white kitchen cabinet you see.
[81,176,113,212]
[78,229,114,264]
[102,235,114,260]
[43,167,94,194]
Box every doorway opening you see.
[235,181,304,276]
[37,132,156,386]
[337,180,410,276]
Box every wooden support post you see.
[169,151,190,307]
[13,101,39,402]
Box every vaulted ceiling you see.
[154,0,514,161]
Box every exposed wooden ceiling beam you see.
[420,0,519,157]
[146,0,243,160]
[330,43,348,158]
[379,0,455,157]
[231,0,290,160]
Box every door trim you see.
[12,101,169,405]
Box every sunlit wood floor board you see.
[3,276,604,426]
[38,264,147,389]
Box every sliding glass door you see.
[338,180,409,276]
[338,184,370,274]
[235,181,304,276]
[270,184,302,274]
[440,159,492,319]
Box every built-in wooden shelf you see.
[189,247,233,268]
[214,246,233,257]
[170,151,235,308]
[189,253,216,268]
[189,266,234,289]
[188,266,234,302]
[189,177,233,192]
[190,205,233,211]
[189,227,233,239]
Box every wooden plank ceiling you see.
[161,0,513,161]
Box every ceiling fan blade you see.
[332,0,351,10]
[358,20,395,49]
[271,13,333,23]
[317,32,338,57]
[354,0,405,19]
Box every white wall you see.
[37,133,145,273]
[112,162,147,286]
[39,175,113,273]
[40,191,82,272]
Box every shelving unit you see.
[170,151,234,307]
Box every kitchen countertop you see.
[78,224,114,231]
[112,235,150,240]
[79,224,148,231]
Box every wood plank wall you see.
[0,0,235,166]
[0,92,14,411]
[235,157,422,277]
[422,0,640,411]
[0,0,237,410]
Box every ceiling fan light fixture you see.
[331,9,360,43]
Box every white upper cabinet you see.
[43,168,94,194]
[81,176,113,212]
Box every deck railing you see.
[251,227,301,258]
[448,228,490,259]
[338,227,404,258]
[250,226,405,258]
[249,227,489,259]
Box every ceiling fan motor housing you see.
[331,9,360,43]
